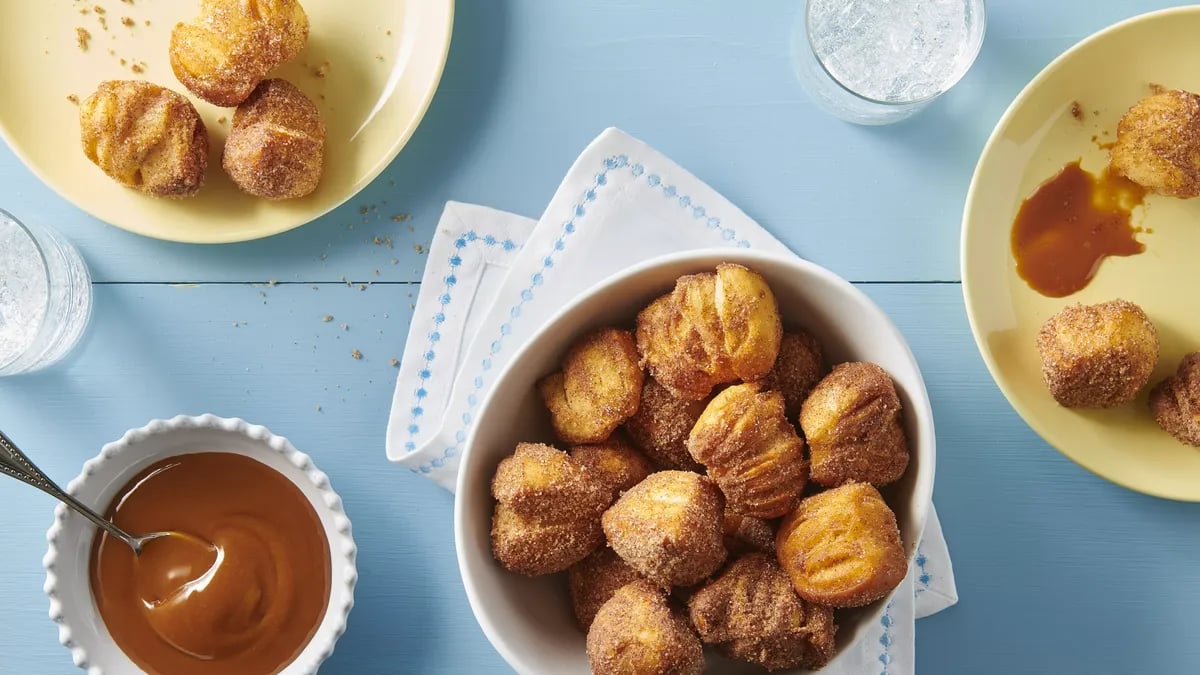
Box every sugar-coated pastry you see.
[755,330,826,418]
[568,547,645,630]
[223,79,326,199]
[79,81,207,197]
[723,509,775,556]
[1036,299,1159,409]
[602,471,726,587]
[800,362,910,487]
[688,553,836,671]
[636,264,782,400]
[688,383,808,518]
[539,328,644,444]
[489,443,611,576]
[1150,351,1200,446]
[170,0,309,106]
[776,482,907,608]
[713,263,784,381]
[570,437,654,495]
[1110,89,1200,198]
[624,378,707,472]
[586,581,704,675]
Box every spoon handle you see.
[0,430,137,547]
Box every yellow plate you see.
[963,6,1200,501]
[0,0,453,243]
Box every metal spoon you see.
[0,429,182,555]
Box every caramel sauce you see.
[91,453,330,675]
[1011,161,1146,297]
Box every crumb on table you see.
[352,349,363,360]
[119,57,126,66]
[98,15,108,30]
[67,94,79,104]
[1070,101,1083,121]
[130,61,145,73]
[1149,82,1165,95]
[312,61,330,78]
[414,244,424,254]
[93,5,106,14]
[144,19,150,26]
[322,314,333,322]
[76,27,91,51]
[390,358,399,367]
[217,115,227,124]
[121,16,133,27]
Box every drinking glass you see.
[0,209,93,376]
[793,0,987,125]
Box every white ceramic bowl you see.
[43,415,357,674]
[455,250,935,674]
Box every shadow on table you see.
[317,474,457,674]
[94,0,512,281]
[850,21,1072,202]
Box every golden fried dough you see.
[79,81,207,197]
[602,471,726,587]
[636,265,781,400]
[570,437,654,495]
[539,328,644,444]
[624,378,706,472]
[568,547,645,630]
[688,383,808,518]
[776,482,906,608]
[637,274,732,400]
[1110,89,1200,198]
[688,553,836,671]
[1036,299,1159,409]
[723,509,775,556]
[223,79,326,199]
[586,580,704,675]
[1150,352,1200,446]
[714,263,784,380]
[756,331,826,418]
[490,443,611,576]
[170,0,309,106]
[800,362,910,488]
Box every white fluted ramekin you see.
[43,414,357,674]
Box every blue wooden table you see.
[3,2,1198,673]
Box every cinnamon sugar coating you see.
[586,581,703,675]
[1150,352,1200,446]
[688,553,836,671]
[1036,300,1158,409]
[776,482,906,608]
[800,362,909,487]
[489,443,611,576]
[223,79,326,199]
[602,471,726,587]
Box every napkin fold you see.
[387,128,957,673]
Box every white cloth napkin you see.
[387,128,958,673]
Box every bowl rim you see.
[42,414,358,674]
[454,248,936,674]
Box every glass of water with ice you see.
[0,209,92,376]
[794,0,986,125]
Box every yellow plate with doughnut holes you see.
[0,0,453,243]
[962,6,1200,501]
